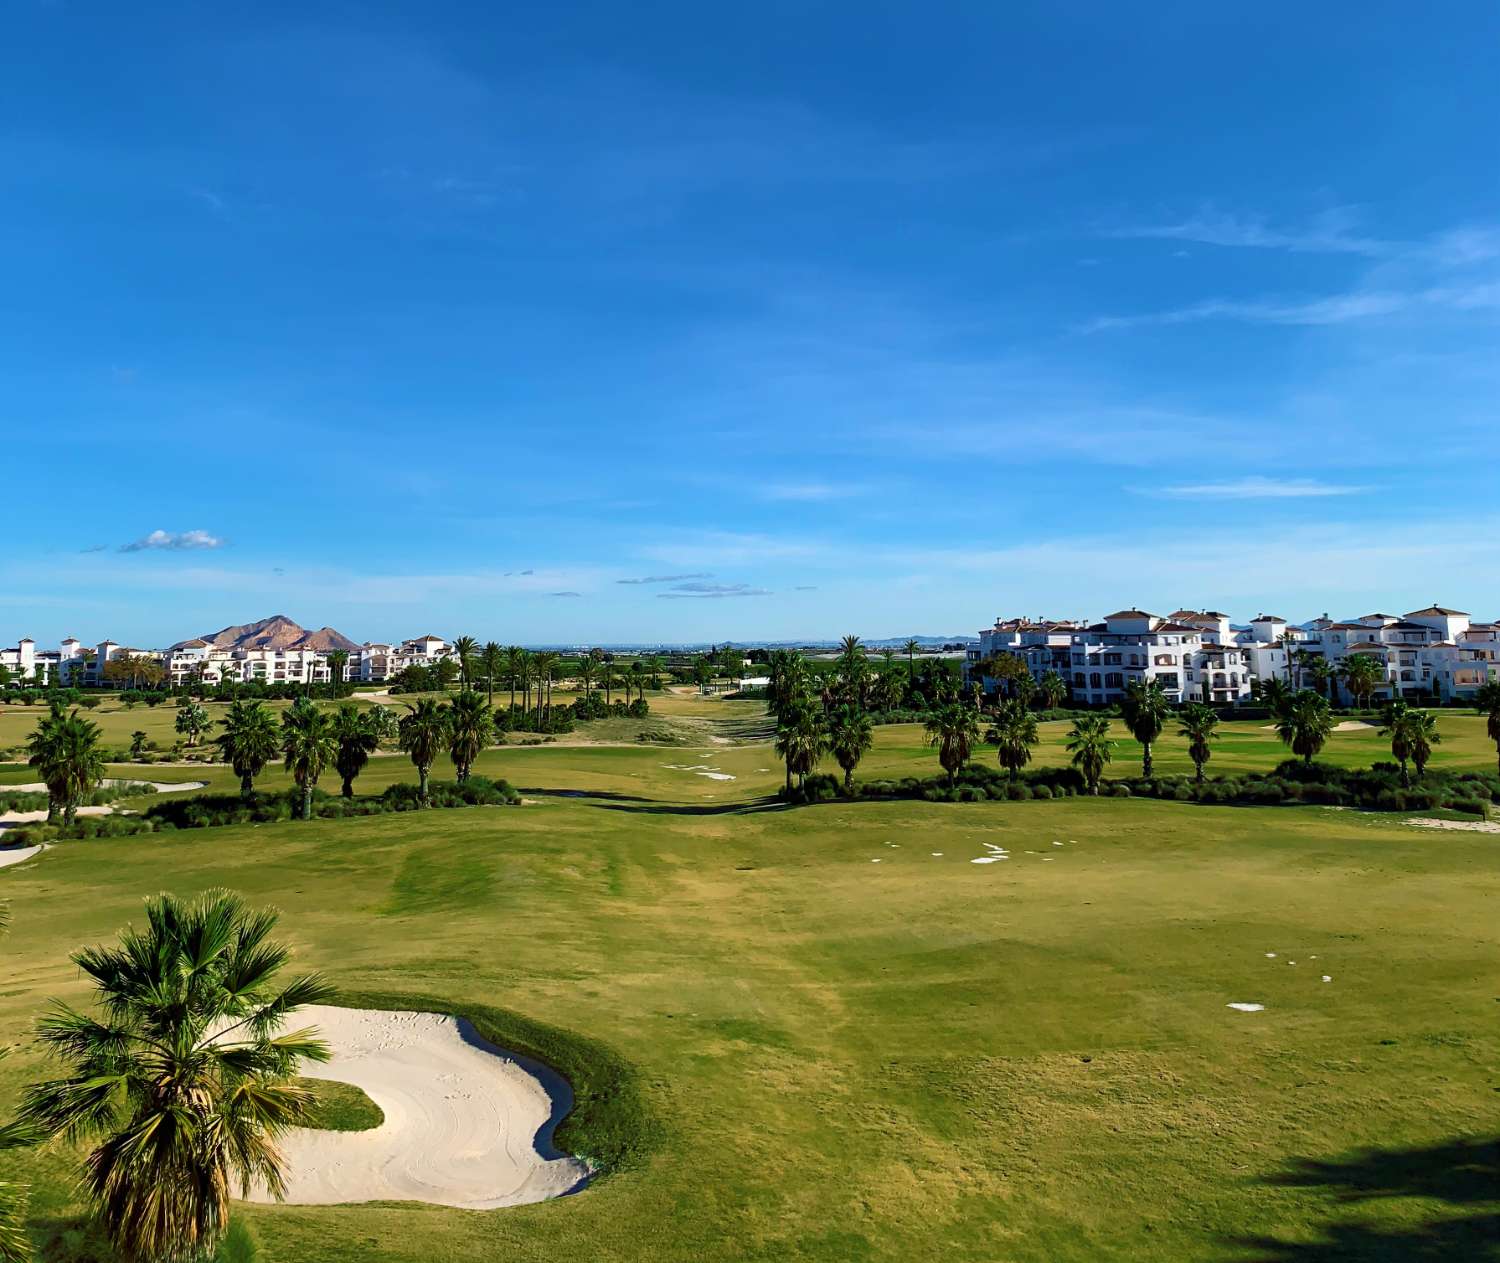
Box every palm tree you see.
[1038,669,1068,711]
[129,729,148,761]
[1341,653,1385,710]
[1380,703,1440,782]
[504,646,528,716]
[281,698,336,820]
[1120,678,1171,777]
[1259,676,1293,720]
[0,905,34,1263]
[17,891,332,1263]
[325,649,350,699]
[1277,633,1298,684]
[836,635,868,708]
[690,657,711,696]
[399,698,449,806]
[1305,656,1334,703]
[576,654,597,701]
[628,661,646,703]
[480,642,503,706]
[533,651,560,721]
[447,691,494,783]
[986,698,1039,782]
[1275,689,1334,766]
[26,709,104,826]
[215,700,280,799]
[827,705,874,793]
[1477,679,1500,775]
[174,701,209,746]
[903,639,921,697]
[1177,703,1219,785]
[451,636,479,690]
[332,704,379,797]
[775,699,827,791]
[925,704,980,787]
[645,654,665,691]
[1066,714,1114,794]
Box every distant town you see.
[4,604,1496,706]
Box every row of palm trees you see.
[441,641,660,716]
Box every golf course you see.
[2,693,1498,1261]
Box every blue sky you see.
[5,2,1499,646]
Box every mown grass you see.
[2,722,1499,1261]
[298,1078,385,1133]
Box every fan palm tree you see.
[17,890,332,1263]
[827,705,874,793]
[903,639,921,696]
[446,691,494,783]
[577,654,597,701]
[331,704,379,797]
[836,635,869,708]
[1259,676,1293,720]
[1177,703,1220,785]
[398,698,449,806]
[324,649,349,699]
[645,654,665,691]
[1066,714,1114,794]
[0,905,34,1263]
[1341,653,1385,710]
[479,642,503,706]
[26,709,104,826]
[925,704,980,787]
[1380,701,1416,786]
[1275,689,1334,766]
[1038,670,1068,711]
[281,699,336,820]
[451,636,479,690]
[215,700,281,799]
[628,661,646,703]
[1304,656,1334,703]
[1477,679,1500,775]
[774,698,827,791]
[1120,678,1171,778]
[174,702,209,746]
[503,646,528,716]
[986,698,1039,782]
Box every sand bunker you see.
[245,1005,589,1209]
[1226,1003,1265,1012]
[0,844,44,870]
[1405,817,1500,834]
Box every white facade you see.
[162,642,344,688]
[355,635,453,682]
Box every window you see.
[1074,673,1086,688]
[1157,673,1181,690]
[1104,653,1122,665]
[1104,672,1123,689]
[1089,673,1102,689]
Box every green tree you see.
[446,691,494,783]
[1120,678,1171,778]
[1038,669,1068,711]
[17,891,332,1263]
[398,698,449,806]
[903,639,921,697]
[986,698,1040,782]
[215,701,280,799]
[925,704,980,787]
[451,636,478,690]
[1066,714,1114,794]
[1380,700,1417,786]
[827,705,874,793]
[836,636,869,708]
[129,730,148,761]
[280,698,336,820]
[332,704,379,798]
[174,702,209,746]
[774,698,827,792]
[479,642,503,707]
[503,646,528,715]
[576,653,597,701]
[533,651,560,721]
[645,654,665,690]
[983,653,1031,702]
[692,656,713,695]
[1275,689,1334,766]
[324,649,349,699]
[1177,703,1219,785]
[26,709,104,826]
[1258,676,1293,720]
[1304,655,1334,702]
[1340,653,1385,709]
[1477,679,1500,775]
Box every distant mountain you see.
[171,614,361,654]
[862,634,978,648]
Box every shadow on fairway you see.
[515,785,790,816]
[1233,1137,1500,1261]
[515,787,654,802]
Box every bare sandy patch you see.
[1405,816,1500,834]
[244,1005,589,1209]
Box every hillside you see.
[171,614,361,654]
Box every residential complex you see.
[967,603,1500,704]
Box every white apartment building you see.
[970,609,1253,705]
[1,637,159,687]
[1247,605,1500,701]
[162,642,344,688]
[355,635,452,682]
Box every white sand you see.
[1226,1003,1265,1012]
[0,844,44,869]
[1406,817,1500,834]
[245,1006,589,1209]
[1333,720,1375,732]
[0,781,209,853]
[1322,976,1332,983]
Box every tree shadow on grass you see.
[1232,1137,1500,1261]
[514,785,790,817]
[514,787,653,802]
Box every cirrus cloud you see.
[119,529,225,553]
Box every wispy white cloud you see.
[119,529,225,553]
[548,590,582,598]
[1081,291,1408,332]
[1108,207,1393,257]
[1140,476,1374,500]
[657,581,771,599]
[760,481,864,502]
[616,572,713,585]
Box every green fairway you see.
[2,718,1499,1261]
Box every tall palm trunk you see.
[1142,742,1153,778]
[301,782,313,821]
[240,772,253,799]
[418,765,430,807]
[342,774,354,798]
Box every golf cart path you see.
[243,1005,590,1209]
